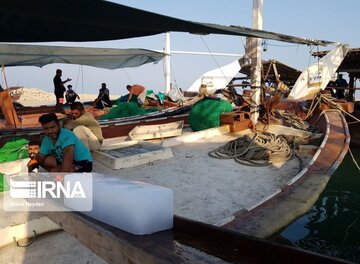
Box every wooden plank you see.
[43,210,349,264]
[128,120,183,141]
[93,145,173,170]
[44,211,196,264]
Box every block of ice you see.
[63,173,93,212]
[65,173,173,235]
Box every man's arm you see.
[96,89,104,99]
[127,93,133,102]
[64,115,89,130]
[35,153,46,165]
[35,153,60,172]
[61,145,75,172]
[61,78,71,85]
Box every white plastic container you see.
[65,173,174,235]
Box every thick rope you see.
[304,93,360,125]
[262,109,318,134]
[349,148,360,172]
[209,132,294,167]
[277,111,319,133]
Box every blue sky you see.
[2,0,360,95]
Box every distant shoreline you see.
[15,87,120,107]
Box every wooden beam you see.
[43,210,350,264]
[349,74,355,101]
[45,211,185,264]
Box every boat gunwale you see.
[222,109,350,238]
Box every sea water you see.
[65,173,173,235]
[274,149,360,263]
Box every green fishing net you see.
[0,173,9,192]
[0,138,29,192]
[0,138,29,163]
[99,101,159,120]
[189,98,232,131]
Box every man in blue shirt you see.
[36,113,93,172]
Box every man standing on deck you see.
[53,69,71,112]
[334,73,348,99]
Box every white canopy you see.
[0,43,165,69]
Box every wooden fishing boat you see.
[0,1,353,263]
[0,55,352,264]
[0,110,191,148]
[0,82,193,145]
[0,102,350,264]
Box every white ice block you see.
[64,173,93,212]
[66,173,173,235]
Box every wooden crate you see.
[220,112,251,132]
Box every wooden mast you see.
[249,0,263,126]
[164,32,171,94]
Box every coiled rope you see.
[276,111,319,133]
[260,108,320,139]
[209,132,294,167]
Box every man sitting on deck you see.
[65,85,80,104]
[94,83,112,110]
[126,84,147,106]
[64,102,103,151]
[35,113,93,172]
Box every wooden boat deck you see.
[0,110,350,263]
